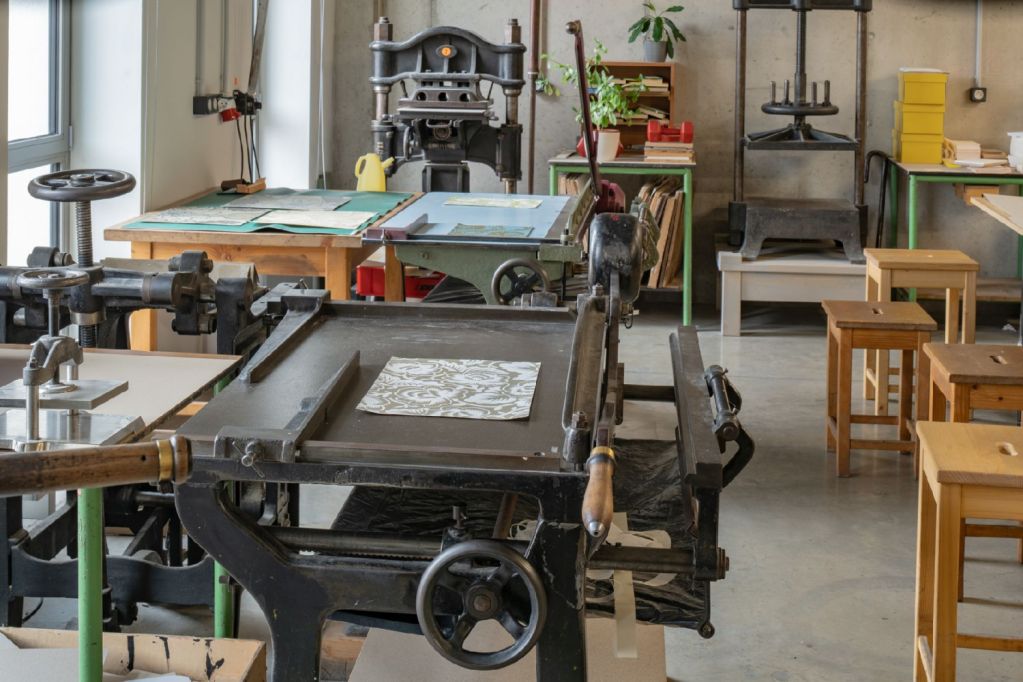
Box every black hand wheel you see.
[28,169,136,203]
[490,258,551,305]
[15,268,89,291]
[416,539,547,670]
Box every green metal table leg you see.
[78,487,103,682]
[888,167,899,248]
[682,169,693,325]
[1018,185,1023,279]
[907,175,919,301]
[549,166,559,196]
[211,375,237,639]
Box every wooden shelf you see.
[602,60,679,148]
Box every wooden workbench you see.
[104,190,419,350]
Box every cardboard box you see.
[893,101,944,135]
[0,628,266,682]
[893,130,943,165]
[898,70,949,105]
[955,183,1000,206]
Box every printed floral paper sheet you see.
[356,357,540,420]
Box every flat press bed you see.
[171,279,753,680]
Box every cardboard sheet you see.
[140,207,269,226]
[254,209,377,230]
[444,196,543,209]
[357,357,540,420]
[226,188,351,211]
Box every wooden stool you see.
[823,300,936,477]
[925,342,1023,601]
[864,249,978,416]
[914,422,1023,682]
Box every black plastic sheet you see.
[332,439,707,629]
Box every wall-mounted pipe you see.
[195,0,205,96]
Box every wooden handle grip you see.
[582,446,615,538]
[0,436,190,497]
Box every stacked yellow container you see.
[892,69,948,164]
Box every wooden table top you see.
[895,162,1023,179]
[917,421,1023,488]
[924,343,1023,385]
[822,300,938,331]
[864,248,979,271]
[548,152,695,169]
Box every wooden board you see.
[822,300,938,331]
[917,421,1023,488]
[864,248,979,272]
[0,346,240,436]
[972,194,1023,236]
[924,343,1023,385]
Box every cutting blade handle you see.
[582,445,615,538]
[0,436,190,497]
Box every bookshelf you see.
[602,61,679,148]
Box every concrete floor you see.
[26,302,1023,680]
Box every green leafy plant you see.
[628,3,686,58]
[542,41,643,130]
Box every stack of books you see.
[613,75,669,95]
[643,141,694,163]
[637,178,685,289]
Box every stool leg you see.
[929,378,945,422]
[899,349,913,447]
[944,288,960,346]
[963,272,977,344]
[826,325,837,453]
[875,270,893,416]
[915,472,937,682]
[958,519,966,603]
[950,384,970,423]
[932,484,962,682]
[864,274,879,399]
[837,329,853,477]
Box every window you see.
[7,0,69,265]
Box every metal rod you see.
[566,20,602,199]
[25,383,39,442]
[733,9,747,202]
[269,526,442,559]
[794,10,807,104]
[854,11,868,205]
[492,493,519,539]
[526,0,541,194]
[79,487,103,682]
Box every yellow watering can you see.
[354,153,394,191]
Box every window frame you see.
[7,0,70,251]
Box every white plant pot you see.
[596,130,620,163]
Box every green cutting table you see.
[548,152,695,324]
[887,161,1023,299]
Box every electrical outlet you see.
[969,86,988,103]
[192,94,233,116]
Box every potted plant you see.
[542,41,643,162]
[628,2,686,62]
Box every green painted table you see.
[887,161,1023,299]
[548,152,696,324]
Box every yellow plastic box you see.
[893,101,944,135]
[893,131,943,165]
[898,71,948,106]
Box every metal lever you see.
[0,436,191,497]
[705,365,740,441]
[582,445,615,537]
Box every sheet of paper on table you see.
[443,196,543,209]
[448,223,534,238]
[227,189,351,211]
[357,357,540,420]
[980,193,1023,228]
[254,209,377,230]
[141,207,270,226]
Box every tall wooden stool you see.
[823,300,936,477]
[914,422,1023,682]
[925,342,1023,601]
[864,249,978,416]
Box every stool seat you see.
[925,343,1023,385]
[822,300,938,331]
[917,421,1023,488]
[865,248,979,272]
